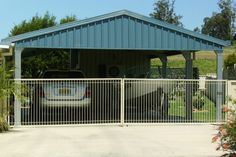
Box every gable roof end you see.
[1,10,230,48]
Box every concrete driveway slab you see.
[0,125,223,157]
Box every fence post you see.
[216,81,223,122]
[120,79,125,126]
[215,50,223,122]
[182,52,193,121]
[14,47,23,127]
[14,80,21,127]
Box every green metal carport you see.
[0,10,230,123]
[1,10,229,80]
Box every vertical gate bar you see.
[225,80,228,122]
[145,80,147,123]
[46,80,48,125]
[120,79,125,126]
[216,80,223,122]
[7,81,9,125]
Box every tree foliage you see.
[193,27,201,33]
[201,0,236,40]
[10,12,57,36]
[10,12,77,37]
[224,53,236,68]
[0,63,20,132]
[150,0,183,26]
[22,50,70,78]
[9,12,77,78]
[60,15,77,24]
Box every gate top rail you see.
[13,78,228,82]
[123,78,227,82]
[13,78,123,81]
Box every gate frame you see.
[13,78,228,127]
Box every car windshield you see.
[43,71,85,78]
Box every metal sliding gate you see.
[8,79,227,126]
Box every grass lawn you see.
[151,42,236,75]
[151,59,217,76]
[168,95,218,122]
[150,43,235,122]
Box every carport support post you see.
[159,55,167,78]
[215,50,223,122]
[159,55,169,118]
[183,52,193,120]
[14,47,23,127]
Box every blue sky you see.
[0,0,220,40]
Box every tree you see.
[22,50,70,78]
[0,62,21,132]
[10,12,57,36]
[9,12,77,78]
[219,0,236,39]
[60,15,77,24]
[150,0,183,26]
[201,0,236,40]
[10,12,77,36]
[193,27,201,33]
[224,53,236,68]
[202,14,226,39]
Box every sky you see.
[0,0,221,40]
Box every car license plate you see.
[59,88,71,95]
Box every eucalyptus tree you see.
[150,0,183,26]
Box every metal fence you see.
[4,79,229,126]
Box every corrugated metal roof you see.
[1,10,230,51]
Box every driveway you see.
[0,125,223,157]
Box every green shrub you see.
[224,53,236,68]
[193,68,199,79]
[0,117,9,132]
[192,91,205,110]
[193,97,205,110]
[0,64,23,132]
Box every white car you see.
[32,70,91,109]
